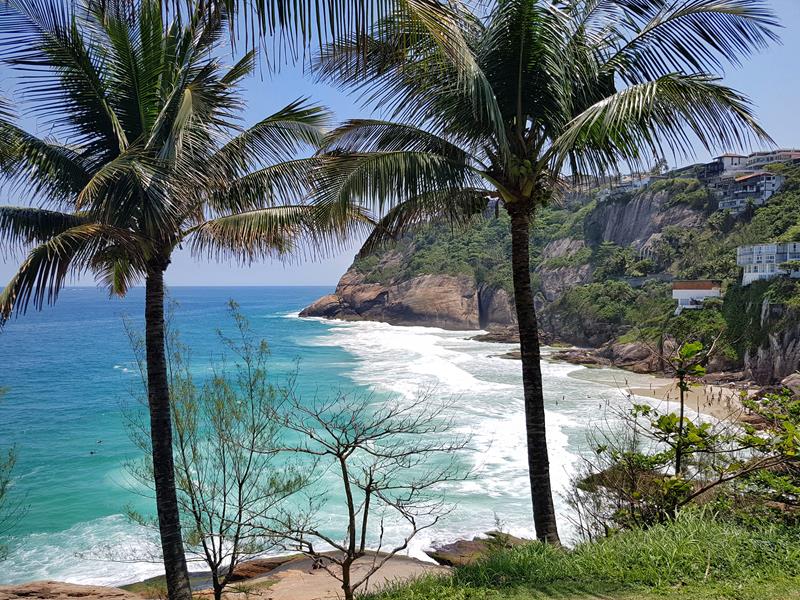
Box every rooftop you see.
[672,280,722,291]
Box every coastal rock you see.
[597,342,661,374]
[535,239,593,302]
[301,268,516,330]
[781,373,800,396]
[0,582,141,600]
[470,326,520,344]
[551,348,609,367]
[425,531,530,567]
[744,321,800,385]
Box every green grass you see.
[365,512,800,600]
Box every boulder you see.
[781,373,800,396]
[425,531,530,567]
[598,341,660,373]
[470,327,520,344]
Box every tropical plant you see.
[0,1,365,597]
[313,0,777,543]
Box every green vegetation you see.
[354,212,514,291]
[650,177,716,212]
[366,513,800,600]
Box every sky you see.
[2,0,800,287]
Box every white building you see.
[745,149,800,169]
[737,243,800,285]
[717,172,786,213]
[672,280,722,314]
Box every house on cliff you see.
[672,280,722,315]
[717,171,786,213]
[694,149,799,213]
[738,243,800,285]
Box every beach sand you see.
[628,379,751,421]
[200,554,448,600]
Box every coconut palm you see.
[312,0,778,544]
[0,1,366,597]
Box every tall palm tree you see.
[312,0,778,544]
[0,1,366,597]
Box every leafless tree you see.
[125,301,306,600]
[262,392,470,600]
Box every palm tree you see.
[312,0,778,544]
[0,1,366,597]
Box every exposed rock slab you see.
[425,532,530,567]
[0,582,141,600]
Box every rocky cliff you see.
[742,301,800,384]
[300,168,800,384]
[584,189,704,252]
[301,251,515,330]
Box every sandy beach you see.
[628,379,751,421]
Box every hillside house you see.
[672,280,722,314]
[699,153,747,180]
[737,243,800,285]
[718,172,786,213]
[745,149,800,169]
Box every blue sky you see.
[2,0,800,287]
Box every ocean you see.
[0,286,664,586]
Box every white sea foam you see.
[312,319,590,543]
[6,316,676,585]
[2,516,164,586]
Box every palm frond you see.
[323,119,479,166]
[0,207,91,255]
[313,12,505,158]
[554,73,773,175]
[604,0,780,83]
[208,98,330,179]
[0,224,150,322]
[315,151,479,215]
[209,157,322,215]
[0,0,128,158]
[0,122,92,205]
[187,203,372,263]
[359,189,490,256]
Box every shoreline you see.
[626,379,749,421]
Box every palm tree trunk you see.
[145,266,193,600]
[508,205,560,545]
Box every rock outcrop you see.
[0,582,140,600]
[301,269,515,330]
[536,239,593,302]
[744,323,800,384]
[425,531,530,567]
[584,190,704,252]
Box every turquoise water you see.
[0,286,663,585]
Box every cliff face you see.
[536,238,593,302]
[301,265,515,330]
[743,302,800,384]
[584,190,704,251]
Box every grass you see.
[365,512,800,600]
